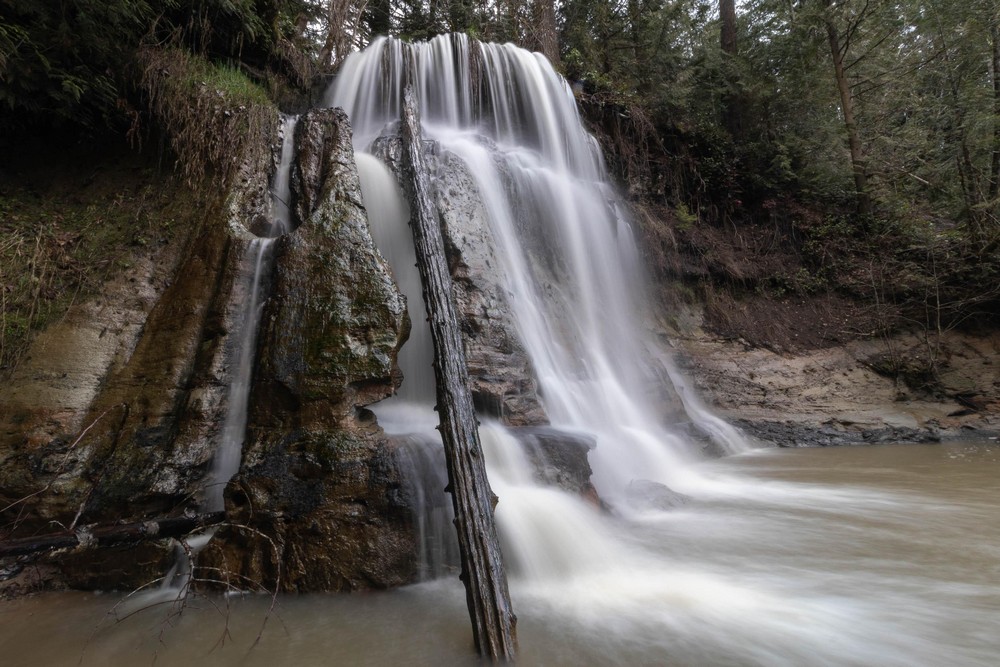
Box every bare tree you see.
[320,0,370,69]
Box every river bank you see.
[670,306,1000,447]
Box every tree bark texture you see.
[531,0,561,66]
[720,0,737,55]
[0,512,226,558]
[398,84,518,660]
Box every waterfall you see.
[333,32,745,494]
[204,238,273,511]
[337,33,751,595]
[207,114,298,511]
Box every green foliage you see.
[0,0,153,130]
[140,46,276,187]
[674,202,698,230]
[0,0,320,134]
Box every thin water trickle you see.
[204,237,272,512]
[268,115,298,235]
[207,115,298,511]
[140,115,300,607]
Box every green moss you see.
[674,202,698,230]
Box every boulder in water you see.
[510,426,597,499]
[625,479,691,511]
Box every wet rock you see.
[734,419,943,448]
[0,105,284,588]
[206,429,415,591]
[372,135,547,427]
[0,107,417,593]
[625,479,691,511]
[201,109,414,592]
[509,426,596,497]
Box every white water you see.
[268,115,298,235]
[208,114,298,510]
[4,39,997,667]
[12,442,1000,666]
[327,33,1000,667]
[337,32,757,628]
[333,35,745,501]
[204,239,272,511]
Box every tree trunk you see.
[0,512,226,558]
[826,19,872,215]
[398,84,518,661]
[720,0,737,55]
[990,21,1000,203]
[532,0,560,66]
[720,0,741,139]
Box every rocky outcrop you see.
[509,426,596,500]
[0,106,279,588]
[624,479,690,511]
[372,135,546,426]
[0,108,420,593]
[200,109,414,592]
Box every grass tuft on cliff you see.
[139,46,276,189]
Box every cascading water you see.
[355,153,458,579]
[332,41,1000,667]
[8,36,999,667]
[156,114,300,597]
[206,114,299,510]
[336,34,750,598]
[335,34,741,504]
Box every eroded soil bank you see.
[669,305,1000,447]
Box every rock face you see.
[372,135,546,426]
[624,479,690,511]
[0,135,275,586]
[0,108,419,593]
[200,109,414,592]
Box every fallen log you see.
[399,83,518,660]
[0,511,226,559]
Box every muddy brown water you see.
[2,441,998,666]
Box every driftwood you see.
[0,512,226,559]
[399,83,518,660]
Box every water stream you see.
[155,114,299,597]
[4,442,998,666]
[207,113,299,509]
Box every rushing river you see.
[3,440,997,666]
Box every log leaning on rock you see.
[398,84,518,660]
[0,512,226,559]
